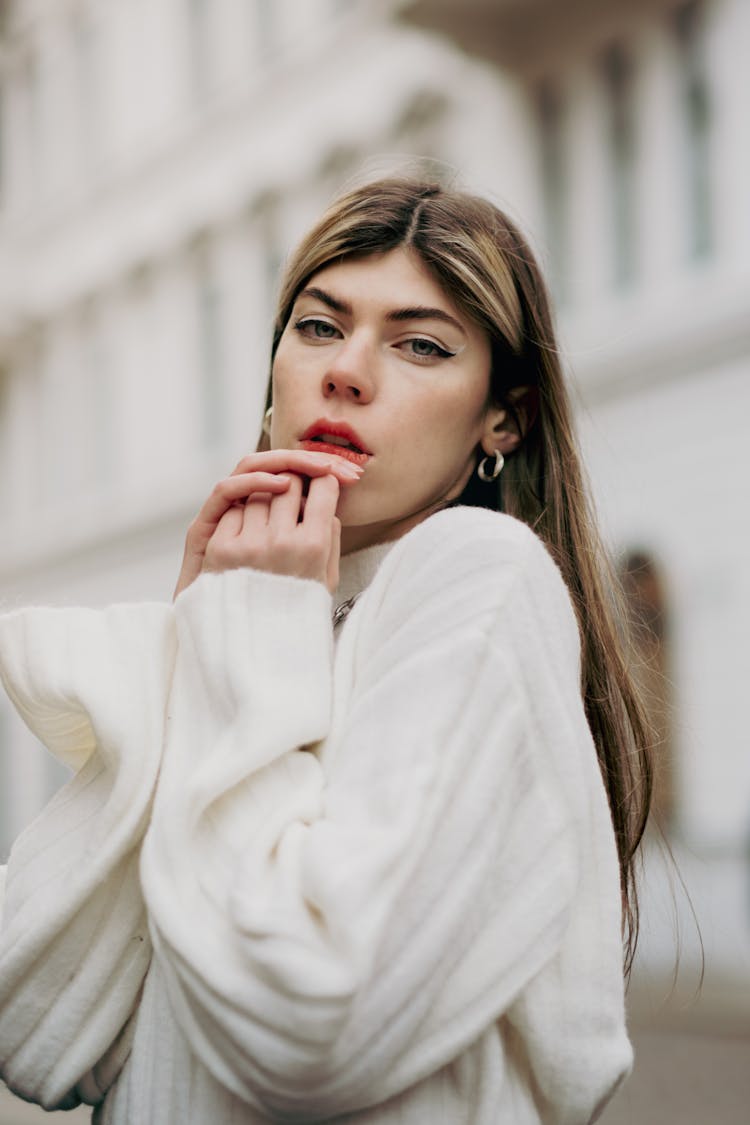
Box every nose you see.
[321,335,375,404]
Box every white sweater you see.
[0,507,632,1123]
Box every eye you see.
[399,337,456,361]
[293,317,341,341]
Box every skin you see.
[174,248,521,598]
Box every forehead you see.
[302,247,460,315]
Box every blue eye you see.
[403,338,455,360]
[294,318,339,339]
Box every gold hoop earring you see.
[477,450,504,482]
[262,405,273,436]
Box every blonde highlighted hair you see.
[268,176,653,974]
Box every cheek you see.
[409,387,485,454]
[271,329,305,387]
[270,347,291,398]
[271,349,307,421]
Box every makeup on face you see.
[271,248,496,553]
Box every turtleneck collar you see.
[334,540,396,609]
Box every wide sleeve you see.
[0,601,176,1110]
[140,512,585,1121]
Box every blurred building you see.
[0,0,748,1113]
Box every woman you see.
[0,177,652,1123]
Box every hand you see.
[174,451,361,598]
[204,473,342,592]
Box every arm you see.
[0,450,355,1110]
[0,601,175,1109]
[141,512,583,1120]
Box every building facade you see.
[0,0,748,1067]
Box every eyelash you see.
[405,338,455,360]
[294,318,339,340]
[292,318,456,361]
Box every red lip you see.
[300,419,372,463]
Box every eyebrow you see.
[298,287,467,336]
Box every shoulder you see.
[399,505,561,575]
[357,507,580,661]
[381,505,572,610]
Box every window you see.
[0,79,5,206]
[187,0,211,99]
[254,192,283,325]
[71,3,100,169]
[80,304,114,485]
[536,79,568,302]
[27,331,47,507]
[620,551,674,828]
[602,42,637,289]
[254,0,277,58]
[674,0,712,260]
[196,254,226,448]
[0,365,9,518]
[22,46,42,200]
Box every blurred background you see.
[0,0,748,1121]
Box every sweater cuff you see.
[173,567,334,728]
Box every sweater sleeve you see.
[0,602,176,1110]
[141,513,586,1121]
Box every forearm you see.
[0,600,176,1108]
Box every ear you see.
[480,385,539,457]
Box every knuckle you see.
[271,534,296,560]
[300,536,326,564]
[203,543,220,567]
[206,542,237,569]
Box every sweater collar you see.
[334,540,395,607]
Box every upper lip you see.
[301,418,372,455]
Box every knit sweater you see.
[0,506,632,1123]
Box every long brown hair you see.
[269,176,653,974]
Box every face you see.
[271,247,501,554]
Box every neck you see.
[341,501,452,556]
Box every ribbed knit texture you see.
[0,508,632,1123]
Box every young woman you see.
[0,177,652,1123]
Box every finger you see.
[176,475,290,597]
[202,506,246,571]
[214,505,245,540]
[241,490,273,536]
[267,473,304,532]
[302,473,341,528]
[326,516,341,594]
[231,450,363,483]
[191,474,291,542]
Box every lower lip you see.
[300,440,370,467]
